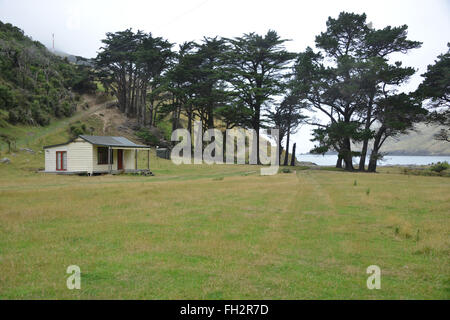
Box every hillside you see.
[0,20,95,127]
[380,123,450,156]
[349,123,450,156]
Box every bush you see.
[156,121,172,141]
[0,85,15,109]
[55,101,75,118]
[32,108,50,126]
[8,107,32,124]
[69,121,88,138]
[430,161,449,173]
[136,128,160,146]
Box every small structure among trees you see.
[43,135,151,175]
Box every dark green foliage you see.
[416,44,450,142]
[291,12,424,172]
[0,132,16,152]
[267,94,307,165]
[416,44,450,109]
[224,30,296,164]
[163,38,231,134]
[430,161,449,173]
[96,29,174,126]
[0,85,15,109]
[0,20,96,126]
[70,65,97,94]
[69,121,88,138]
[136,128,160,146]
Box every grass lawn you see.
[0,103,448,299]
[0,154,449,299]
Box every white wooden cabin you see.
[43,135,151,175]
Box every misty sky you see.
[0,0,449,153]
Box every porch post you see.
[135,149,138,170]
[147,149,150,170]
[108,147,112,173]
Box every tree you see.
[267,94,307,165]
[96,29,141,117]
[0,85,14,109]
[416,44,450,142]
[357,24,422,170]
[292,45,363,170]
[137,34,175,126]
[368,93,427,172]
[224,30,295,164]
[292,12,421,171]
[164,42,198,134]
[96,29,173,125]
[190,37,230,131]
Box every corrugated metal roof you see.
[79,135,149,148]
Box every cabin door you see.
[117,149,123,170]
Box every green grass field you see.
[0,156,449,299]
[0,102,449,299]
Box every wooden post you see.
[108,147,112,173]
[135,149,138,170]
[147,149,150,170]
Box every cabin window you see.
[56,151,67,171]
[98,147,113,165]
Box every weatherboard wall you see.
[44,140,93,172]
[123,149,136,170]
[67,141,93,172]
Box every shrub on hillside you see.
[32,108,50,126]
[69,121,88,138]
[136,128,160,146]
[8,107,31,124]
[0,21,97,127]
[0,85,15,109]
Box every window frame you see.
[56,151,67,171]
[97,147,113,165]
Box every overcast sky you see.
[1,0,449,153]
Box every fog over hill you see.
[351,123,450,156]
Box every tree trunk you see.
[367,151,378,172]
[256,127,261,165]
[278,131,283,162]
[149,97,154,127]
[290,143,296,166]
[207,104,214,129]
[336,154,343,168]
[359,95,374,171]
[342,138,354,171]
[187,106,192,136]
[368,129,384,172]
[283,126,291,166]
